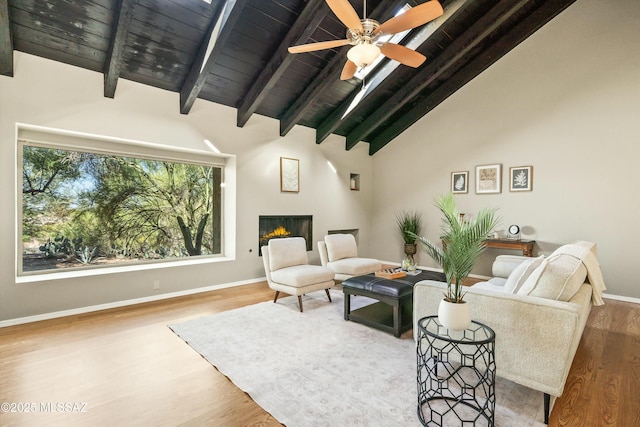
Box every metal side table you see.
[417,316,496,426]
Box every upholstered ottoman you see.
[342,270,445,337]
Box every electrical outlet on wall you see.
[153,280,160,290]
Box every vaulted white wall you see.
[0,53,374,322]
[370,0,640,299]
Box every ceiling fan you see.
[288,0,444,80]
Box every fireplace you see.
[259,215,313,254]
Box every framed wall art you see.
[280,157,299,192]
[475,164,502,194]
[510,166,533,192]
[451,171,468,194]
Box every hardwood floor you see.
[0,281,638,426]
[0,282,281,427]
[550,298,640,426]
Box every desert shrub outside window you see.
[20,142,223,275]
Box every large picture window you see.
[20,140,223,275]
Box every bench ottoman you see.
[342,270,445,337]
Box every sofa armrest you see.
[413,280,592,397]
[491,254,531,278]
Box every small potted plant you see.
[409,193,499,330]
[395,210,422,269]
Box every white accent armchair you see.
[318,234,382,281]
[261,237,335,312]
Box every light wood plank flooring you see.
[0,281,638,426]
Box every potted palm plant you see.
[395,210,422,269]
[409,193,499,330]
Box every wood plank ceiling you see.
[0,0,577,155]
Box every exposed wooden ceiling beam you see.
[236,1,329,128]
[278,0,407,137]
[345,0,534,149]
[103,0,138,98]
[180,0,244,115]
[315,89,361,144]
[279,47,353,137]
[315,49,410,145]
[0,0,13,76]
[368,0,579,155]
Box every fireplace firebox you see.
[258,215,313,254]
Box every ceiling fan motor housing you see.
[347,18,381,45]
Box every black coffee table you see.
[342,270,446,337]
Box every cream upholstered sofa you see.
[318,233,382,281]
[413,241,606,422]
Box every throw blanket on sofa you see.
[553,241,606,305]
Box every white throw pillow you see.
[504,256,545,294]
[324,234,358,262]
[517,254,587,301]
[492,255,533,278]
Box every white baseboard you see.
[602,293,640,304]
[0,277,267,328]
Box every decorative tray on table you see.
[375,268,407,279]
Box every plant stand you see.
[417,316,496,426]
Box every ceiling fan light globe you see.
[347,43,380,68]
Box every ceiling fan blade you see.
[374,0,444,36]
[340,60,357,80]
[326,0,363,32]
[380,43,426,67]
[288,39,351,54]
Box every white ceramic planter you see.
[437,299,472,331]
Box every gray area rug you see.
[169,290,546,426]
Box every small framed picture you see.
[475,164,502,194]
[510,166,533,192]
[280,157,299,192]
[451,171,468,194]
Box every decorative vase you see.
[437,299,472,331]
[404,243,417,256]
[404,243,417,265]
